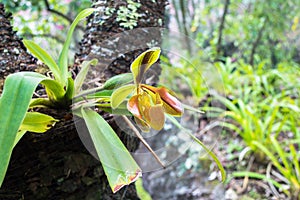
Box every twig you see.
[216,0,230,56]
[179,0,192,54]
[249,19,267,65]
[238,155,255,194]
[266,162,281,198]
[21,33,65,44]
[121,116,166,168]
[43,0,84,31]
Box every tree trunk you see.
[0,3,36,92]
[0,0,166,199]
[74,0,167,85]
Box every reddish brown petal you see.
[127,95,142,119]
[142,85,183,116]
[148,105,165,130]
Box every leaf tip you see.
[113,169,142,193]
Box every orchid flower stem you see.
[121,116,166,169]
[73,85,105,99]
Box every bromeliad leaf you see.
[64,77,75,102]
[111,84,135,109]
[19,112,58,133]
[103,73,133,90]
[13,112,58,147]
[23,40,63,85]
[80,109,141,193]
[42,79,66,102]
[131,47,161,84]
[0,72,52,187]
[74,59,98,94]
[58,8,95,84]
[13,130,27,148]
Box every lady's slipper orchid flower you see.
[111,47,183,132]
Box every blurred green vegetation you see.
[163,0,300,198]
[2,0,91,60]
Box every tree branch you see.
[216,0,230,56]
[179,0,192,54]
[249,19,267,65]
[21,33,77,51]
[22,33,64,44]
[43,0,84,31]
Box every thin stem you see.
[73,85,105,99]
[122,116,166,168]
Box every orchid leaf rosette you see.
[111,47,183,132]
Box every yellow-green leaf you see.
[20,112,58,133]
[131,47,161,84]
[111,84,135,109]
[23,40,63,85]
[135,178,152,200]
[74,59,98,94]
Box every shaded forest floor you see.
[139,101,287,200]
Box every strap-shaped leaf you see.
[29,98,53,108]
[23,40,63,85]
[64,77,75,102]
[13,130,27,148]
[42,79,66,102]
[111,84,135,109]
[166,115,226,182]
[0,72,49,187]
[103,73,133,90]
[19,112,58,133]
[81,109,141,193]
[131,47,161,84]
[58,8,95,84]
[74,59,98,94]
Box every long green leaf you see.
[74,59,98,94]
[23,40,62,85]
[20,112,58,133]
[0,72,49,187]
[231,171,285,190]
[58,8,95,84]
[111,84,135,109]
[13,130,27,148]
[103,73,133,90]
[80,108,141,193]
[166,115,226,181]
[135,178,152,200]
[64,77,75,102]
